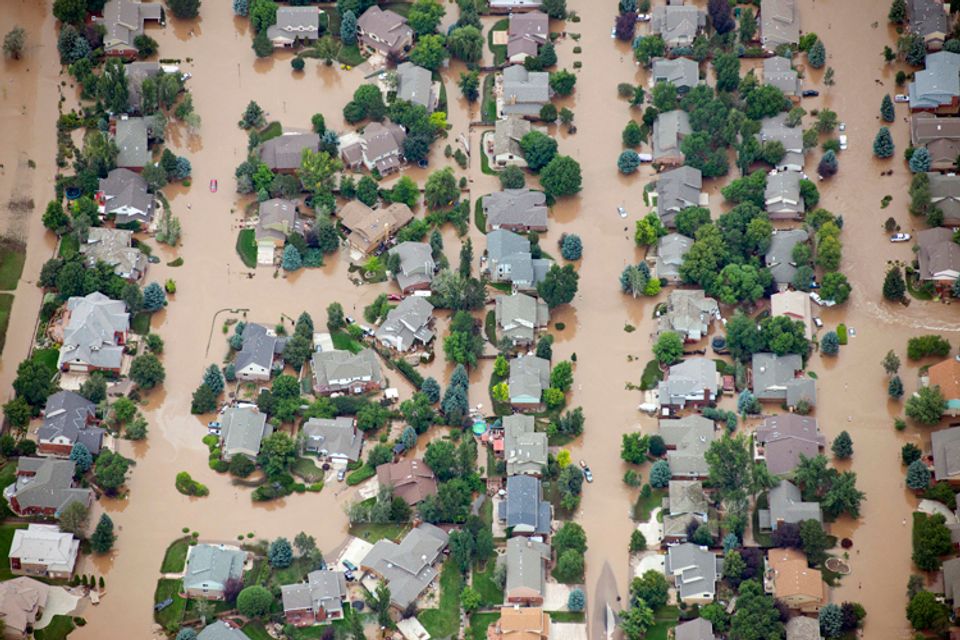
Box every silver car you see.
[618,206,628,218]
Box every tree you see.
[408,0,445,35]
[498,166,526,191]
[57,24,90,64]
[821,272,850,304]
[459,70,480,102]
[631,570,669,610]
[143,282,166,311]
[913,512,953,570]
[622,120,642,148]
[832,431,853,459]
[237,585,273,618]
[299,149,343,197]
[906,385,946,425]
[882,265,906,301]
[42,201,70,234]
[713,52,741,92]
[807,38,826,68]
[889,375,905,399]
[3,27,26,60]
[59,500,90,537]
[54,0,87,23]
[708,0,735,34]
[820,331,840,355]
[554,548,584,583]
[907,590,950,631]
[738,7,757,42]
[130,354,165,389]
[818,149,838,177]
[649,460,670,488]
[252,30,273,57]
[192,383,220,415]
[706,434,751,501]
[723,549,747,586]
[90,514,116,553]
[559,234,582,261]
[550,70,577,96]
[889,0,907,23]
[409,34,448,71]
[540,156,582,198]
[424,168,458,209]
[177,630,198,640]
[281,244,302,271]
[907,459,932,490]
[70,442,94,474]
[258,432,297,478]
[538,264,579,308]
[520,131,558,172]
[873,127,895,158]
[268,538,293,568]
[340,9,357,45]
[620,601,655,639]
[880,94,895,122]
[882,351,901,377]
[910,147,931,173]
[568,588,585,612]
[541,0,566,19]
[729,579,783,640]
[652,332,683,366]
[620,433,649,465]
[168,0,200,18]
[447,26,483,63]
[822,471,865,519]
[618,151,641,174]
[818,603,843,639]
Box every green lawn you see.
[346,464,375,486]
[131,311,151,336]
[467,612,500,640]
[481,73,497,123]
[58,234,79,259]
[153,579,186,632]
[752,493,774,547]
[160,537,190,573]
[480,142,496,175]
[631,488,666,522]
[383,1,411,16]
[348,522,410,544]
[487,18,508,66]
[269,556,312,587]
[286,621,347,639]
[484,309,497,345]
[472,560,503,606]
[32,347,60,371]
[236,229,258,268]
[292,457,324,483]
[34,615,76,640]
[0,463,16,518]
[419,560,463,638]
[0,293,14,355]
[474,197,487,233]
[548,611,585,623]
[0,523,27,580]
[259,121,282,142]
[640,359,664,390]
[0,240,26,290]
[242,622,273,640]
[337,44,366,66]
[331,330,363,354]
[645,607,680,640]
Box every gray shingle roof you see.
[508,355,550,405]
[758,113,804,171]
[396,62,435,111]
[657,289,718,341]
[496,293,549,345]
[765,171,804,218]
[235,323,279,375]
[357,6,414,57]
[374,296,435,352]
[376,459,437,505]
[256,199,299,244]
[5,458,92,516]
[38,391,103,455]
[665,543,719,601]
[908,52,960,110]
[183,545,246,594]
[765,228,809,286]
[908,0,949,41]
[280,570,348,618]
[487,229,553,289]
[675,618,717,640]
[657,358,719,409]
[652,110,692,163]
[651,2,706,47]
[505,537,550,598]
[498,475,551,534]
[763,56,800,96]
[652,57,700,90]
[98,0,163,54]
[656,166,702,227]
[493,116,532,161]
[389,241,435,292]
[125,61,161,112]
[760,0,799,49]
[302,416,362,461]
[483,189,548,231]
[785,616,823,640]
[755,414,824,475]
[98,168,155,225]
[928,172,960,225]
[752,353,815,406]
[267,6,321,42]
[220,407,271,459]
[115,117,149,168]
[917,226,960,282]
[668,480,708,516]
[310,348,385,394]
[260,132,320,171]
[360,523,448,609]
[503,414,548,475]
[80,227,147,280]
[197,621,249,640]
[764,479,822,527]
[507,10,549,59]
[502,65,551,117]
[57,292,129,371]
[655,233,694,282]
[659,415,716,478]
[932,426,960,481]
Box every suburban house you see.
[763,56,801,99]
[658,415,716,479]
[260,132,320,172]
[488,606,550,640]
[908,51,960,112]
[765,229,810,289]
[508,355,551,411]
[765,171,805,219]
[483,189,548,233]
[376,459,438,505]
[125,61,162,113]
[496,293,549,346]
[235,323,281,381]
[657,289,719,342]
[651,57,701,92]
[57,292,129,374]
[663,480,709,544]
[910,113,960,169]
[4,458,93,519]
[81,227,147,281]
[942,556,960,616]
[281,570,348,626]
[651,0,706,48]
[219,406,271,461]
[908,0,949,50]
[113,116,150,170]
[752,353,817,408]
[311,348,385,396]
[765,548,824,612]
[657,358,720,410]
[652,110,692,166]
[97,168,156,226]
[674,618,718,640]
[490,0,543,12]
[500,65,551,118]
[505,537,550,605]
[665,543,721,604]
[183,544,246,600]
[360,523,449,610]
[655,165,704,228]
[374,296,435,353]
[759,114,805,172]
[197,621,249,640]
[498,475,552,536]
[338,200,414,255]
[396,62,438,111]
[491,116,533,168]
[301,417,363,463]
[770,290,815,340]
[267,6,321,47]
[7,525,79,580]
[0,576,49,639]
[931,426,960,482]
[388,241,435,293]
[255,199,301,249]
[37,391,104,458]
[916,226,960,289]
[507,11,549,63]
[357,6,414,58]
[97,0,164,58]
[754,414,825,475]
[928,173,960,226]
[759,0,799,51]
[758,480,822,531]
[927,358,960,416]
[486,229,553,291]
[502,414,548,476]
[785,616,823,640]
[340,122,407,175]
[650,233,694,284]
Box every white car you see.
[838,122,846,132]
[813,317,823,328]
[618,206,628,218]
[839,134,848,150]
[809,291,837,308]
[890,233,912,242]
[611,25,616,38]
[637,13,652,21]
[894,94,910,103]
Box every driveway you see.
[632,551,665,578]
[550,622,588,640]
[35,587,82,629]
[917,499,958,523]
[637,507,663,547]
[335,536,373,571]
[543,582,574,611]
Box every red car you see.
[387,293,403,301]
[209,179,218,193]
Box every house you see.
[37,391,104,457]
[396,62,438,111]
[483,189,549,233]
[498,475,552,535]
[97,168,156,226]
[908,0,949,50]
[302,417,363,463]
[505,537,550,605]
[509,355,551,410]
[281,570,348,626]
[908,51,960,112]
[125,61,162,113]
[771,290,815,340]
[8,525,79,580]
[758,480,822,531]
[219,406,271,461]
[376,459,438,505]
[357,6,414,58]
[360,523,448,610]
[80,227,147,281]
[490,0,543,12]
[488,606,550,640]
[664,480,709,544]
[766,548,824,612]
[183,544,246,600]
[928,173,960,226]
[785,616,823,640]
[496,293,549,346]
[389,242,435,293]
[651,0,706,48]
[655,166,703,228]
[658,415,716,479]
[675,618,718,640]
[507,11,549,62]
[650,233,694,284]
[755,414,824,475]
[267,6,321,47]
[260,132,320,172]
[57,292,129,374]
[500,65,551,118]
[255,199,300,248]
[0,577,49,639]
[916,226,960,288]
[311,348,385,396]
[931,426,960,482]
[341,122,407,175]
[97,0,164,58]
[763,56,801,99]
[657,289,719,342]
[492,116,533,168]
[927,358,960,417]
[503,414,548,476]
[4,458,93,519]
[375,296,435,352]
[486,229,553,291]
[752,353,817,407]
[197,621,249,640]
[759,114,805,172]
[113,116,150,170]
[665,543,720,604]
[235,323,281,381]
[765,171,805,219]
[942,556,960,615]
[651,57,700,92]
[760,0,799,51]
[765,229,810,289]
[909,113,960,169]
[657,358,720,410]
[652,110,692,166]
[338,200,414,255]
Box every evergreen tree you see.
[820,331,840,355]
[889,375,904,399]
[819,603,843,639]
[889,0,907,23]
[832,431,853,459]
[203,364,225,395]
[282,244,302,271]
[883,265,906,300]
[143,282,167,311]
[880,94,895,122]
[90,514,116,553]
[340,10,357,45]
[906,458,932,490]
[873,127,895,158]
[818,150,838,177]
[70,442,94,473]
[910,147,932,173]
[806,39,826,68]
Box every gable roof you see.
[375,296,434,352]
[235,323,278,374]
[651,2,706,46]
[183,545,246,593]
[99,168,155,224]
[767,479,822,526]
[389,241,435,291]
[502,65,551,116]
[339,200,414,254]
[932,426,960,481]
[98,0,163,53]
[494,116,533,159]
[659,415,716,477]
[499,475,552,534]
[115,117,149,168]
[0,577,49,636]
[496,293,549,344]
[220,407,271,459]
[760,0,799,49]
[668,480,708,516]
[765,228,809,286]
[767,547,824,603]
[653,110,692,162]
[770,290,814,339]
[908,51,960,109]
[267,6,321,42]
[763,56,801,96]
[658,358,720,409]
[929,358,960,406]
[483,189,548,231]
[302,416,362,461]
[280,569,348,617]
[311,348,384,392]
[361,523,448,608]
[8,525,79,575]
[675,618,717,640]
[655,233,694,281]
[503,414,548,475]
[907,0,949,40]
[38,391,103,454]
[508,10,549,59]
[928,172,960,225]
[765,171,804,218]
[657,289,719,341]
[759,114,805,170]
[493,606,550,640]
[357,6,413,55]
[509,355,550,404]
[260,132,320,171]
[396,62,435,110]
[487,229,553,288]
[652,57,700,90]
[197,621,249,640]
[756,414,824,475]
[376,459,438,505]
[665,543,720,600]
[917,226,960,281]
[505,537,550,598]
[256,199,299,244]
[752,353,815,406]
[7,458,92,517]
[656,166,702,226]
[80,227,147,280]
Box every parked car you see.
[154,598,174,611]
[809,291,837,307]
[209,179,218,192]
[838,122,846,132]
[894,94,910,103]
[813,317,823,328]
[839,135,847,150]
[343,560,358,572]
[208,421,221,429]
[583,467,594,483]
[387,293,403,301]
[344,569,355,581]
[345,316,355,325]
[890,233,912,242]
[801,89,819,97]
[637,13,652,21]
[618,206,628,218]
[147,255,160,264]
[637,153,653,162]
[337,469,345,482]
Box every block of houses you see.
[651,0,706,48]
[658,415,716,479]
[927,359,960,417]
[4,458,93,518]
[360,523,448,609]
[338,200,414,255]
[507,10,549,63]
[765,171,805,219]
[260,132,320,172]
[760,0,799,51]
[508,355,551,411]
[652,110,692,167]
[255,199,301,248]
[650,233,694,284]
[197,621,249,640]
[57,292,129,374]
[97,0,164,58]
[496,293,549,346]
[503,414,548,476]
[97,168,157,226]
[38,391,104,457]
[488,606,550,640]
[651,57,700,92]
[0,576,50,639]
[489,0,543,12]
[758,480,822,531]
[931,426,960,482]
[483,189,548,233]
[491,116,533,168]
[770,290,815,340]
[80,227,147,281]
[389,242,435,293]
[500,65,551,118]
[268,6,321,47]
[665,543,720,604]
[505,537,550,605]
[235,323,281,381]
[759,114,805,172]
[675,618,717,640]
[498,475,552,535]
[219,406,271,461]
[357,6,414,59]
[763,56,801,99]
[655,166,703,228]
[785,616,823,640]
[928,173,960,226]
[281,570,348,626]
[396,62,438,111]
[311,348,385,396]
[765,229,810,290]
[657,358,720,411]
[657,289,719,342]
[910,113,960,169]
[663,480,709,544]
[754,414,824,475]
[908,52,960,113]
[183,544,246,600]
[374,296,435,352]
[752,353,817,408]
[916,227,960,289]
[302,417,363,463]
[486,229,553,291]
[113,116,150,170]
[765,548,824,612]
[340,122,407,175]
[908,0,949,51]
[8,525,79,580]
[376,459,438,505]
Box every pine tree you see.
[340,10,358,45]
[909,147,931,173]
[807,39,826,69]
[832,431,853,459]
[873,127,895,158]
[883,265,905,301]
[818,150,838,178]
[906,459,931,490]
[889,375,904,399]
[889,0,907,23]
[203,364,224,395]
[90,514,116,553]
[880,94,895,122]
[282,244,302,271]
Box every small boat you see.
[209,179,218,193]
